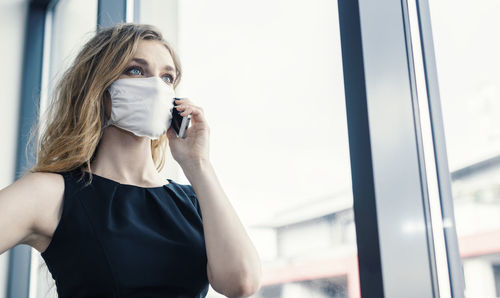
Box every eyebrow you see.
[131,57,176,73]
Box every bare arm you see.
[0,172,62,255]
[181,160,262,298]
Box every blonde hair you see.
[27,23,182,297]
[26,23,182,183]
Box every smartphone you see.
[172,97,191,138]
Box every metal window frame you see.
[416,0,465,296]
[7,1,52,297]
[337,0,465,297]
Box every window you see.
[136,0,357,296]
[428,0,500,297]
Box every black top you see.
[40,169,209,298]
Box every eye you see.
[162,74,175,84]
[124,66,143,76]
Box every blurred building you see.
[251,155,500,298]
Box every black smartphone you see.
[172,97,191,139]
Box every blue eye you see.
[162,74,175,84]
[125,66,143,76]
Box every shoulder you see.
[8,171,64,203]
[16,172,65,200]
[16,172,65,243]
[176,183,196,196]
[0,172,64,254]
[172,182,197,202]
[171,182,202,219]
[19,171,64,186]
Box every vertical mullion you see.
[416,0,466,296]
[337,0,385,296]
[8,1,50,297]
[400,0,440,295]
[338,0,442,296]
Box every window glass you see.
[137,0,358,297]
[45,0,97,105]
[428,1,500,297]
[35,1,97,297]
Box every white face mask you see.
[104,77,175,140]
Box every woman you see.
[0,23,262,298]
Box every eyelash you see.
[124,65,175,84]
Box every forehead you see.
[132,39,175,70]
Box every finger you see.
[181,105,207,123]
[174,100,193,111]
[174,97,192,105]
[175,104,186,111]
[180,106,195,117]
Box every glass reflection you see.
[429,0,500,297]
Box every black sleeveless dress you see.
[40,169,209,298]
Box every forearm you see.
[181,160,262,297]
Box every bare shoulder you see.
[14,172,64,205]
[14,172,65,252]
[0,171,65,254]
[16,171,64,188]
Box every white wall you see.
[0,0,28,297]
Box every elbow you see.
[209,257,263,298]
[224,281,261,298]
[230,278,262,298]
[241,279,262,297]
[220,269,263,298]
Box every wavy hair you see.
[26,23,182,183]
[26,23,182,297]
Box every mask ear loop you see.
[100,89,112,136]
[91,90,111,164]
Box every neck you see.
[89,126,165,185]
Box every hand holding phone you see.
[172,97,191,138]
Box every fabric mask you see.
[104,77,175,140]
